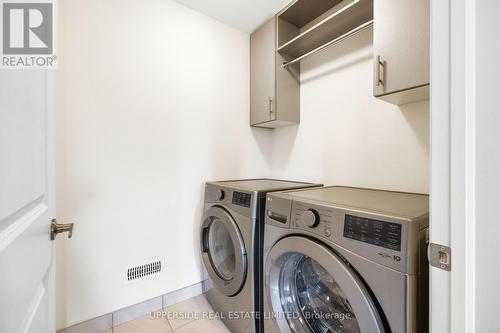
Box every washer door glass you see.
[280,253,359,333]
[266,236,384,333]
[208,218,236,280]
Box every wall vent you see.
[127,261,162,281]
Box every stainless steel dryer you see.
[263,186,429,333]
[201,179,322,333]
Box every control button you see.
[217,189,225,201]
[324,229,332,238]
[302,209,320,228]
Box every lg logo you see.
[2,2,53,54]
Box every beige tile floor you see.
[101,294,231,333]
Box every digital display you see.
[232,191,251,208]
[343,214,402,251]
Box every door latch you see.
[428,243,451,271]
[50,219,74,240]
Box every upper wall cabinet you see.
[250,17,300,128]
[250,0,374,128]
[373,0,430,105]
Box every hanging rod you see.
[282,20,374,69]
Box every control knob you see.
[216,189,225,201]
[302,209,320,228]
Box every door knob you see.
[50,219,74,240]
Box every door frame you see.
[430,0,475,332]
[47,66,56,333]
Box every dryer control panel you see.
[204,184,255,219]
[232,191,251,208]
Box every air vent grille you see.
[127,261,162,281]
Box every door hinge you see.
[428,243,451,271]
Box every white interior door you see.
[0,69,56,333]
[432,0,500,331]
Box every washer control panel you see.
[290,200,410,273]
[293,202,335,239]
[302,209,320,228]
[343,214,402,251]
[267,187,429,275]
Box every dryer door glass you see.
[208,219,236,280]
[266,236,384,333]
[201,206,247,297]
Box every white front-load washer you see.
[200,179,322,333]
[263,186,429,333]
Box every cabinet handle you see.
[269,97,273,114]
[376,55,384,86]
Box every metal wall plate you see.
[428,243,451,271]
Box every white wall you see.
[55,3,429,329]
[55,0,271,328]
[271,28,429,194]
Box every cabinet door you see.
[373,0,429,97]
[251,17,276,125]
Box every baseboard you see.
[57,281,204,333]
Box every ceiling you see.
[172,0,291,33]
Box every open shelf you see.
[279,0,344,28]
[277,0,373,60]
